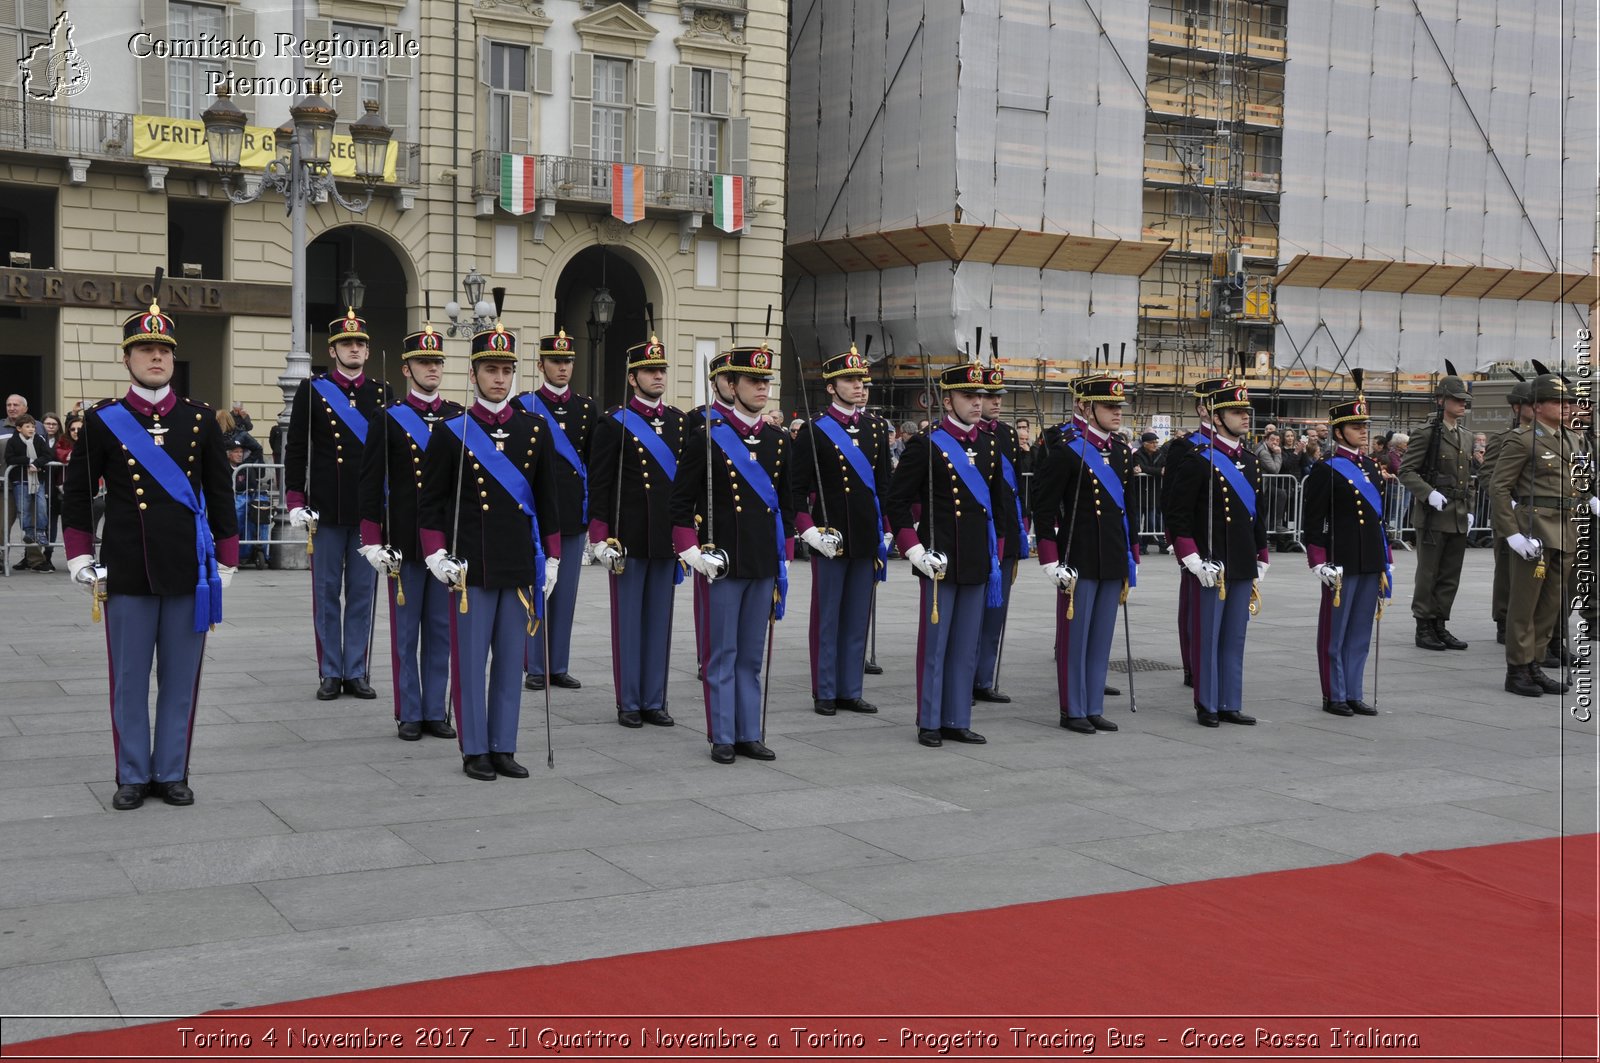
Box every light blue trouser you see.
[809,555,874,700]
[915,578,985,731]
[1317,571,1380,704]
[527,533,584,676]
[450,586,526,755]
[974,558,1017,691]
[105,594,205,785]
[1195,579,1253,712]
[387,559,450,723]
[1056,577,1121,718]
[700,576,773,745]
[310,523,376,680]
[609,557,677,713]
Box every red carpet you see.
[8,835,1597,1061]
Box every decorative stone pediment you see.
[574,3,658,58]
[475,0,553,35]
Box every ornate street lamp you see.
[444,266,497,337]
[339,268,365,312]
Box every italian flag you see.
[499,153,535,215]
[712,174,746,233]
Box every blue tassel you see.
[533,546,548,621]
[209,574,224,625]
[985,563,1004,608]
[775,572,788,620]
[193,579,210,633]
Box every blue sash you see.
[445,415,548,619]
[520,393,588,524]
[99,404,221,633]
[387,404,435,453]
[1328,454,1393,597]
[1203,443,1257,519]
[710,423,788,619]
[614,409,678,482]
[814,415,890,580]
[311,377,370,445]
[929,429,1004,607]
[1187,430,1207,446]
[997,454,1031,561]
[1076,438,1137,587]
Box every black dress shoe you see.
[1087,715,1118,731]
[1505,664,1543,698]
[421,718,456,739]
[1435,621,1468,650]
[550,673,582,689]
[1346,699,1378,716]
[1545,641,1578,668]
[1530,664,1570,694]
[490,752,530,778]
[397,720,423,741]
[864,660,884,675]
[617,710,643,728]
[710,743,736,764]
[972,687,1011,704]
[640,708,675,727]
[734,740,776,760]
[462,754,497,780]
[1217,709,1256,725]
[316,676,341,700]
[1060,716,1096,734]
[940,727,987,744]
[917,728,944,747]
[1196,709,1220,728]
[837,697,879,714]
[524,673,545,691]
[1103,685,1122,696]
[112,783,147,811]
[813,697,837,716]
[343,677,377,699]
[1322,698,1354,717]
[154,781,194,805]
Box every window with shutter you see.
[385,55,412,147]
[590,56,628,164]
[684,69,722,197]
[486,42,530,155]
[137,0,168,115]
[228,9,256,122]
[331,22,384,130]
[167,2,226,120]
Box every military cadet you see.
[973,366,1026,704]
[588,337,685,729]
[1483,380,1535,645]
[1397,372,1474,651]
[1031,375,1137,733]
[790,344,890,717]
[1163,382,1266,727]
[1162,377,1234,690]
[418,323,561,779]
[63,297,238,810]
[1491,374,1597,696]
[1301,395,1390,717]
[516,329,597,692]
[672,345,794,764]
[356,325,460,742]
[886,361,1007,748]
[685,351,737,681]
[286,309,393,700]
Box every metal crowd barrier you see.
[2,460,69,578]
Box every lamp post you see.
[591,285,616,398]
[443,266,496,337]
[340,268,366,314]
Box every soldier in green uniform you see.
[1397,372,1473,651]
[1481,379,1534,646]
[1490,374,1597,696]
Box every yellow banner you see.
[133,115,398,183]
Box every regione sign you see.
[133,115,399,182]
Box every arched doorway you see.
[308,225,410,385]
[553,246,649,405]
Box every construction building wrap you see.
[1276,0,1596,372]
[786,0,1148,362]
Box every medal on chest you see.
[149,420,167,446]
[490,428,510,452]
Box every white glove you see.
[359,544,401,575]
[1427,490,1447,512]
[1590,497,1599,517]
[288,506,318,528]
[216,564,236,590]
[882,532,894,552]
[1506,533,1542,561]
[1467,513,1475,531]
[679,546,725,579]
[67,554,106,594]
[543,556,560,600]
[801,526,839,559]
[1043,561,1077,592]
[1256,560,1270,582]
[1180,552,1218,589]
[904,544,947,579]
[425,548,463,586]
[593,539,623,573]
[1312,563,1343,588]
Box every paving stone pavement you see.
[0,548,1593,1042]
